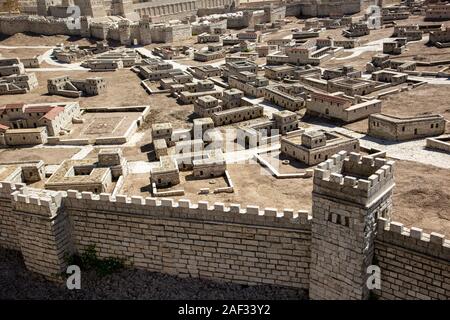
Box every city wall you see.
[374,218,449,299]
[0,15,190,45]
[0,15,79,36]
[0,175,449,299]
[1,183,312,288]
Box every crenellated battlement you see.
[0,182,26,199]
[0,148,449,299]
[10,186,64,217]
[313,151,395,206]
[64,189,312,228]
[0,180,313,228]
[377,217,450,260]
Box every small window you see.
[344,217,350,227]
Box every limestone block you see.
[115,195,128,203]
[390,221,404,234]
[361,156,374,166]
[161,198,174,207]
[430,232,445,245]
[264,208,277,217]
[246,205,260,215]
[131,196,144,205]
[229,203,241,213]
[198,201,209,210]
[81,192,94,200]
[214,202,225,212]
[410,227,423,239]
[178,199,191,208]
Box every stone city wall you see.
[0,15,191,45]
[0,150,449,299]
[0,182,312,287]
[374,218,450,300]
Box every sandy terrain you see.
[0,47,49,59]
[0,147,81,165]
[0,69,151,108]
[0,248,306,300]
[0,33,98,47]
[380,84,450,123]
[392,160,450,237]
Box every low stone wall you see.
[47,137,91,145]
[426,136,450,153]
[254,154,313,179]
[46,106,149,146]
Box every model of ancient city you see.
[0,0,449,300]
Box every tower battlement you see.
[10,186,64,217]
[313,151,395,206]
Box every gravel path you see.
[0,249,306,300]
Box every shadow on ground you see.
[0,249,307,300]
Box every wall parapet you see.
[374,217,450,299]
[313,151,395,206]
[376,217,450,261]
[64,189,312,230]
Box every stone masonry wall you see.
[0,182,22,250]
[0,156,449,299]
[11,187,75,278]
[309,191,393,300]
[374,218,450,299]
[65,191,312,289]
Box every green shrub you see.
[65,245,125,277]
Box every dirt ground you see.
[0,33,98,47]
[0,147,80,165]
[0,69,151,109]
[392,160,450,237]
[379,84,450,123]
[121,161,314,211]
[0,47,49,59]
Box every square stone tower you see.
[309,151,395,300]
[139,16,152,45]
